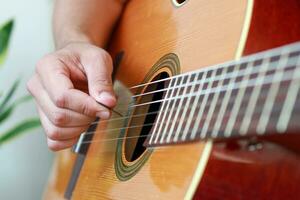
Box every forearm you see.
[53,0,124,49]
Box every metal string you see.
[80,82,295,138]
[77,98,294,146]
[91,64,299,128]
[106,51,298,113]
[128,42,300,91]
[72,43,300,145]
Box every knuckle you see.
[53,91,68,108]
[81,97,97,116]
[50,110,68,126]
[46,126,60,140]
[90,49,113,72]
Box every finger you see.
[29,75,96,127]
[36,54,74,104]
[47,137,79,151]
[81,49,117,108]
[51,88,111,119]
[34,55,111,118]
[37,106,89,140]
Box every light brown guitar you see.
[44,0,300,199]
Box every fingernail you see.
[97,111,110,119]
[98,91,116,106]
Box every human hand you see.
[27,42,116,151]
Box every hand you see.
[27,42,116,151]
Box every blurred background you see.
[0,0,54,199]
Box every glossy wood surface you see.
[44,0,249,199]
[44,0,300,199]
[195,139,300,200]
[195,0,300,199]
[73,0,248,199]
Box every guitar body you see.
[44,0,300,199]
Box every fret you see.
[210,64,242,138]
[174,71,207,141]
[190,69,217,140]
[173,73,200,142]
[239,56,271,135]
[144,42,300,148]
[153,76,179,144]
[199,67,228,138]
[180,70,210,141]
[166,74,192,142]
[223,61,255,137]
[149,77,176,144]
[256,49,290,134]
[160,76,185,143]
[276,56,300,133]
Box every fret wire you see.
[160,76,185,143]
[190,69,218,140]
[223,61,256,137]
[174,92,296,143]
[206,90,295,137]
[166,74,192,142]
[153,76,179,144]
[173,73,201,142]
[276,56,300,133]
[181,70,211,141]
[199,66,228,139]
[239,55,271,135]
[146,66,298,141]
[148,78,175,144]
[210,62,242,138]
[256,49,290,134]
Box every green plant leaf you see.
[0,95,32,124]
[0,19,14,66]
[0,78,20,112]
[0,118,41,146]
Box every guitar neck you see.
[146,42,300,147]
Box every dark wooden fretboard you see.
[146,42,300,147]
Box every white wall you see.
[0,0,54,199]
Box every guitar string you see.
[72,45,297,143]
[131,53,298,99]
[101,52,298,115]
[91,50,298,121]
[80,83,295,138]
[128,43,299,91]
[89,64,299,128]
[77,98,295,146]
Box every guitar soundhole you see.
[175,0,186,4]
[124,72,170,162]
[172,0,188,7]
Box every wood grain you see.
[72,0,248,199]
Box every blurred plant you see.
[0,19,40,146]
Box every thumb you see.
[83,52,116,108]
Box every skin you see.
[27,0,125,151]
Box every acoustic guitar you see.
[44,0,300,199]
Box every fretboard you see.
[146,42,300,147]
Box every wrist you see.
[55,29,96,50]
